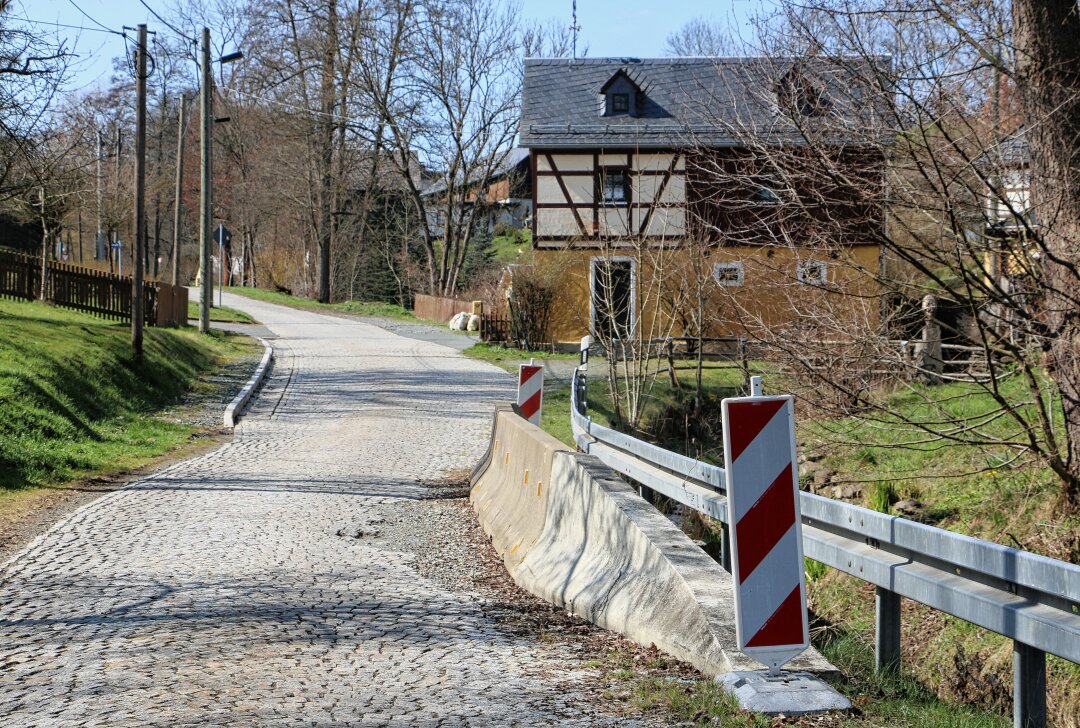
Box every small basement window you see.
[713,262,744,287]
[611,93,629,113]
[602,168,629,205]
[797,260,828,286]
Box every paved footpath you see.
[0,294,636,727]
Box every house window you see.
[713,262,744,287]
[797,260,828,286]
[611,93,629,113]
[602,168,629,205]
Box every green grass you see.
[589,640,1009,727]
[0,299,253,492]
[818,630,1010,728]
[463,342,579,367]
[223,287,416,321]
[187,301,257,324]
[491,229,532,262]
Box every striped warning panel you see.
[517,364,543,426]
[721,394,808,673]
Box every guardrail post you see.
[875,587,901,674]
[637,482,655,506]
[719,522,732,572]
[1013,641,1046,728]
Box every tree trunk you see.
[1014,0,1080,506]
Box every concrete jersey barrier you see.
[471,408,835,677]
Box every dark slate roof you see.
[973,129,1030,172]
[995,132,1030,166]
[519,56,891,149]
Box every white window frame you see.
[796,260,829,286]
[589,255,636,339]
[713,261,745,287]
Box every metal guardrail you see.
[568,360,1080,728]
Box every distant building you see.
[421,148,532,236]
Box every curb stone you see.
[223,336,273,429]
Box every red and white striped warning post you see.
[721,392,809,675]
[517,363,544,426]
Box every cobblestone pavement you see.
[0,293,648,727]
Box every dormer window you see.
[776,67,830,118]
[599,69,642,118]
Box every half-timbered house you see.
[518,57,887,344]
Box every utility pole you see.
[132,23,148,362]
[172,94,186,287]
[199,26,212,334]
[96,129,105,260]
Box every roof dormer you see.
[599,69,642,118]
[775,65,830,118]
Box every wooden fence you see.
[479,309,511,343]
[0,250,187,326]
[413,293,476,324]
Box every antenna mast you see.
[571,0,581,59]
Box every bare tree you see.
[377,0,521,296]
[665,18,736,57]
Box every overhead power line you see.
[17,17,123,35]
[66,0,123,36]
[138,0,197,44]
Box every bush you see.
[508,265,555,350]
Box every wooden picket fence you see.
[479,309,511,343]
[0,249,187,326]
[413,293,475,324]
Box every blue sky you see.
[17,0,758,94]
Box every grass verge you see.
[223,286,415,321]
[0,298,256,497]
[187,300,258,324]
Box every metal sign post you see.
[213,224,231,307]
[576,336,592,415]
[721,391,809,675]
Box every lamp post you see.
[197,28,243,334]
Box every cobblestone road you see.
[0,294,638,727]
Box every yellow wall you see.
[535,244,882,344]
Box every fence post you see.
[719,522,732,572]
[1013,641,1046,728]
[914,294,943,383]
[875,587,902,674]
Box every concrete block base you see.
[719,671,852,716]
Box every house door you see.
[591,257,635,340]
